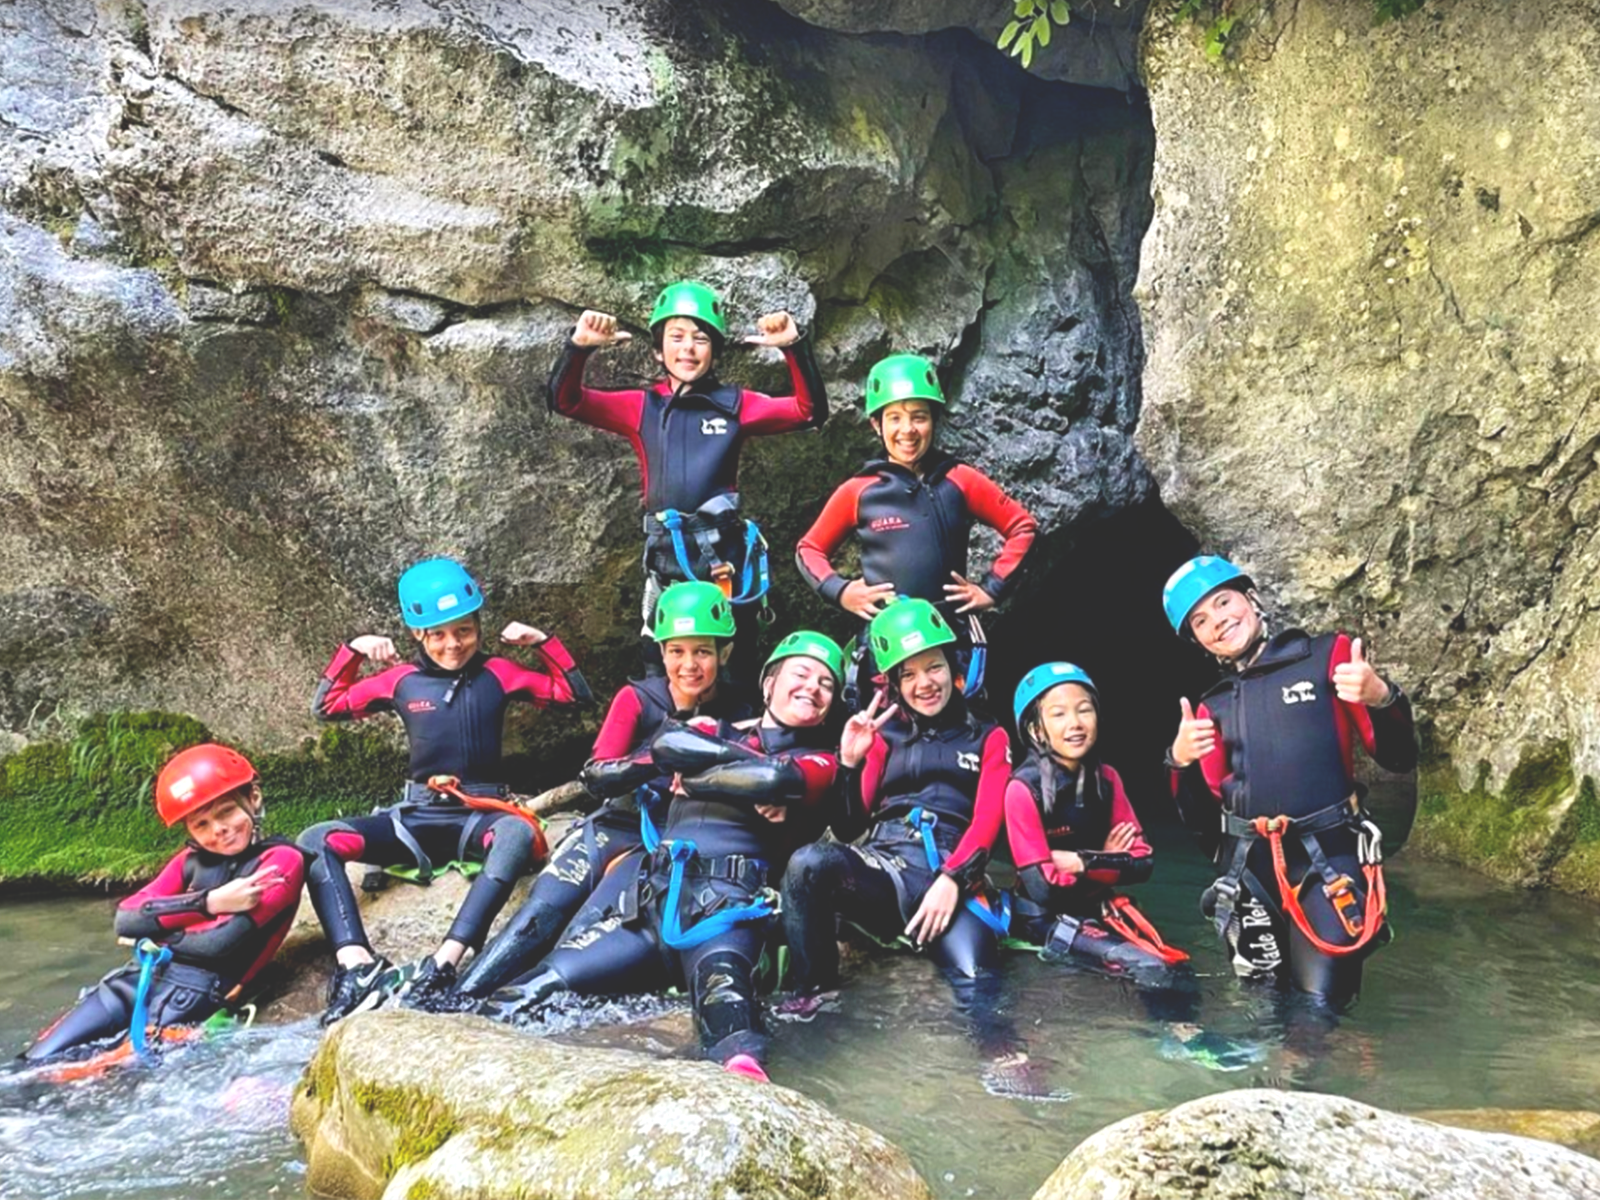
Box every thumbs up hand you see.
[1333,637,1392,706]
[1171,697,1216,768]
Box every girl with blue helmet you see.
[1006,663,1187,972]
[1162,555,1417,1011]
[297,557,591,1023]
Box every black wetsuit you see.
[455,677,756,998]
[298,640,587,954]
[491,719,838,1066]
[1005,752,1199,1021]
[782,696,1010,987]
[24,838,305,1062]
[547,337,827,681]
[1170,629,1417,1010]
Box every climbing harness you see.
[906,807,1011,936]
[648,499,772,611]
[1252,813,1387,956]
[1210,799,1386,957]
[1099,895,1190,966]
[655,840,780,950]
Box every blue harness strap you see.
[637,785,666,853]
[656,508,771,606]
[962,645,987,698]
[128,939,174,1056]
[657,839,778,950]
[907,807,1011,936]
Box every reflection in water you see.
[4,830,1600,1199]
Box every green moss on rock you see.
[351,1082,461,1172]
[0,711,406,889]
[1412,738,1600,898]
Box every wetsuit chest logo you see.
[956,751,979,772]
[700,417,729,436]
[868,516,911,532]
[406,699,438,713]
[1281,681,1316,705]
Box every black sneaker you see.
[394,958,460,1013]
[321,956,394,1027]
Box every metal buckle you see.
[1358,819,1383,865]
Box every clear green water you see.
[5,828,1600,1200]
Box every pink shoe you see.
[723,1053,769,1083]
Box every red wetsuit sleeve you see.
[857,731,891,818]
[115,850,210,937]
[944,726,1011,880]
[789,750,840,808]
[483,637,586,708]
[172,845,306,984]
[1004,778,1060,874]
[737,342,825,434]
[548,342,647,438]
[312,644,410,722]
[1329,632,1419,774]
[1007,776,1094,905]
[795,477,869,607]
[590,686,648,760]
[1079,765,1153,886]
[948,464,1038,602]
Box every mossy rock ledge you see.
[291,1010,932,1200]
[1031,1090,1600,1200]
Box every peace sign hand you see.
[572,310,632,349]
[841,689,899,769]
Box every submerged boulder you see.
[291,1009,932,1200]
[1033,1089,1600,1200]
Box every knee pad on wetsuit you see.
[691,950,763,1060]
[298,820,361,875]
[477,817,536,884]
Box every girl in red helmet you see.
[20,745,305,1063]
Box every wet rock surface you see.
[0,0,1152,773]
[1136,0,1600,893]
[291,1008,933,1200]
[1033,1089,1600,1200]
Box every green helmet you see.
[864,353,945,416]
[867,597,956,675]
[764,630,846,687]
[652,581,736,642]
[649,280,728,338]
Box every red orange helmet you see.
[154,744,258,827]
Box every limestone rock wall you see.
[1,0,1153,759]
[1136,1,1600,891]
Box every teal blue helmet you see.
[1013,662,1097,729]
[1162,556,1252,636]
[398,558,484,630]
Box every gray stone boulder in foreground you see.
[1033,1089,1600,1200]
[291,1009,932,1200]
